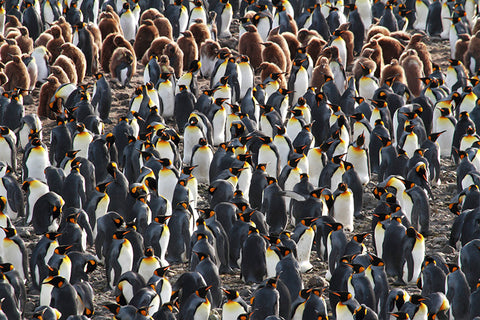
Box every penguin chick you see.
[52,55,77,84]
[399,49,424,97]
[98,10,122,41]
[141,36,172,66]
[405,33,432,77]
[0,38,20,64]
[238,24,263,69]
[49,65,69,84]
[267,27,292,71]
[45,25,65,63]
[52,16,73,43]
[261,41,287,72]
[366,25,391,42]
[352,48,377,82]
[177,30,198,71]
[60,42,86,83]
[15,26,33,54]
[35,32,54,47]
[281,32,300,62]
[38,75,60,119]
[374,35,405,65]
[380,59,406,86]
[153,16,174,40]
[4,54,29,91]
[109,47,136,87]
[139,8,162,24]
[455,34,470,62]
[133,19,159,60]
[163,42,184,78]
[189,19,211,49]
[311,56,333,90]
[361,39,383,78]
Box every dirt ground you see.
[12,27,458,319]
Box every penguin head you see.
[337,182,348,192]
[352,233,369,243]
[1,227,15,238]
[103,303,121,315]
[67,213,79,224]
[266,177,277,185]
[144,246,154,257]
[326,222,343,231]
[369,254,385,267]
[277,246,291,257]
[45,232,62,240]
[196,285,212,299]
[152,214,169,224]
[353,305,370,320]
[409,295,427,305]
[423,256,436,266]
[85,259,97,273]
[300,217,318,227]
[93,181,110,195]
[112,230,130,240]
[331,291,352,302]
[248,226,259,235]
[46,276,67,288]
[0,263,13,273]
[154,266,170,277]
[109,214,124,229]
[195,251,209,261]
[223,289,239,301]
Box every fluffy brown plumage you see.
[189,19,211,49]
[109,47,136,85]
[0,38,21,64]
[15,27,33,53]
[261,41,287,72]
[281,32,300,62]
[455,34,470,63]
[257,62,286,88]
[141,36,173,65]
[374,35,405,64]
[465,31,480,73]
[133,20,159,60]
[311,56,333,91]
[50,65,70,84]
[399,49,424,97]
[98,9,122,41]
[366,25,390,42]
[238,24,263,69]
[178,30,198,71]
[38,75,60,119]
[4,54,29,91]
[163,42,184,78]
[46,25,65,63]
[307,37,327,66]
[61,43,86,83]
[361,39,384,78]
[405,33,433,77]
[34,32,53,47]
[53,55,78,84]
[380,59,406,85]
[267,27,291,71]
[297,28,322,46]
[140,8,163,24]
[154,16,173,40]
[53,16,72,43]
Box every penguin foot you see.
[219,265,235,274]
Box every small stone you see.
[307,275,326,288]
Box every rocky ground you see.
[11,29,458,319]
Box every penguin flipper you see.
[280,190,308,202]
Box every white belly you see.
[333,194,354,231]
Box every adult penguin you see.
[178,285,212,320]
[175,85,196,134]
[262,176,287,234]
[105,162,129,219]
[106,230,133,290]
[241,226,267,284]
[45,276,78,320]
